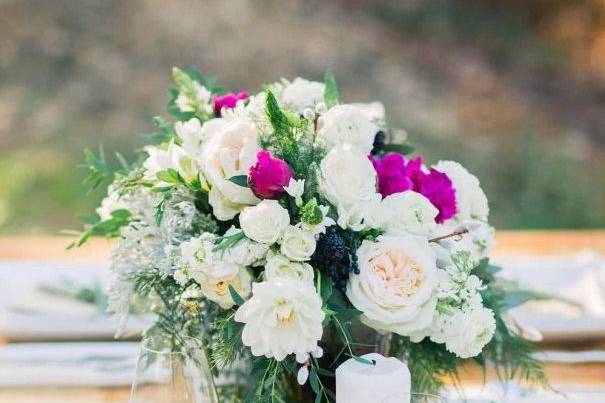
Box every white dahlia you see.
[235,279,324,362]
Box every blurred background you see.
[1,0,604,234]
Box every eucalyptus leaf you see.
[228,175,249,188]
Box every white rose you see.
[442,306,496,358]
[281,78,325,112]
[175,118,204,158]
[434,161,489,221]
[377,191,438,236]
[201,118,261,220]
[96,185,128,221]
[265,254,314,283]
[347,235,439,337]
[199,266,253,309]
[143,142,198,184]
[239,200,290,244]
[319,144,381,229]
[280,226,316,262]
[235,279,324,362]
[318,104,379,154]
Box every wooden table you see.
[1,231,604,402]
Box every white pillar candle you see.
[335,353,411,403]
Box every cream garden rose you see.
[318,104,379,154]
[198,266,253,309]
[239,200,290,244]
[235,279,324,362]
[319,144,381,229]
[280,226,316,262]
[347,235,439,336]
[201,118,261,220]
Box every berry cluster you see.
[310,226,360,292]
[371,130,386,155]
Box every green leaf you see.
[228,285,245,306]
[352,355,375,366]
[323,70,339,108]
[309,366,320,394]
[228,175,249,188]
[319,272,333,303]
[266,90,291,137]
[381,143,415,155]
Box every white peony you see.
[201,118,261,219]
[265,253,314,283]
[198,266,253,309]
[239,200,290,244]
[434,161,489,221]
[143,142,198,184]
[347,235,439,336]
[235,279,324,362]
[280,78,325,113]
[175,118,204,158]
[318,104,379,154]
[376,191,438,236]
[96,186,128,221]
[441,307,496,358]
[280,226,316,262]
[319,144,381,230]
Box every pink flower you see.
[213,92,249,116]
[248,150,293,199]
[371,153,457,223]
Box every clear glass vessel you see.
[130,336,218,403]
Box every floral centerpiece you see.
[73,67,547,401]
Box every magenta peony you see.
[371,153,457,223]
[213,91,249,116]
[248,150,293,199]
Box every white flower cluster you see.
[98,70,499,365]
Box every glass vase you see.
[130,336,218,403]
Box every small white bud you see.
[311,346,324,358]
[303,108,315,121]
[315,102,327,114]
[297,365,309,385]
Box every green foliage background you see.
[1,0,604,233]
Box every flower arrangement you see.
[74,67,547,401]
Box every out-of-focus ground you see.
[1,0,604,233]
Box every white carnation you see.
[434,161,489,221]
[442,307,496,358]
[280,226,316,262]
[347,235,439,337]
[265,254,314,283]
[376,191,438,236]
[239,200,290,244]
[235,279,324,362]
[281,78,325,112]
[319,144,380,230]
[318,104,379,154]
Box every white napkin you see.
[495,250,605,340]
[0,342,139,386]
[0,261,151,340]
